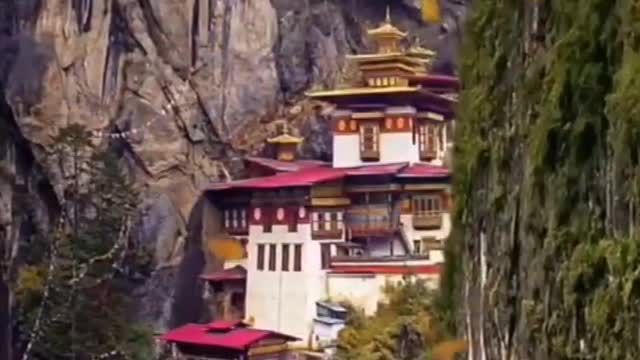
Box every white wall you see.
[401,212,452,263]
[380,132,420,164]
[365,237,408,257]
[333,134,361,168]
[327,273,439,316]
[245,223,328,344]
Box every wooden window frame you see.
[263,209,273,233]
[281,244,290,271]
[412,194,443,230]
[418,123,438,160]
[224,208,248,235]
[288,209,298,233]
[257,244,265,271]
[268,244,277,271]
[413,239,422,254]
[321,244,331,270]
[312,210,343,239]
[293,244,302,272]
[359,122,380,161]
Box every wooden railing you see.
[345,205,399,236]
[413,213,442,230]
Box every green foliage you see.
[336,279,446,360]
[454,0,640,358]
[18,124,152,359]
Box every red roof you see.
[208,162,450,191]
[160,321,299,350]
[208,167,346,190]
[245,157,328,173]
[397,163,450,178]
[206,320,247,331]
[329,264,442,275]
[200,265,247,282]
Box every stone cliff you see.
[0,0,467,356]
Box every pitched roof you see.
[396,163,450,178]
[208,163,450,192]
[245,157,328,173]
[160,321,299,350]
[200,265,247,282]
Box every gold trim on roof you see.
[266,133,303,144]
[306,86,419,98]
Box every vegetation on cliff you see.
[336,279,465,360]
[16,124,152,359]
[450,0,640,358]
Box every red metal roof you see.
[206,320,248,331]
[329,264,442,275]
[396,163,450,178]
[200,265,247,282]
[208,167,346,191]
[208,162,450,191]
[160,322,299,350]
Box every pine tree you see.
[17,124,152,359]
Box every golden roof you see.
[306,86,420,98]
[266,133,303,144]
[267,121,303,144]
[408,45,436,58]
[367,7,407,39]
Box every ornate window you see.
[359,123,380,161]
[418,124,438,160]
[224,208,248,234]
[312,210,344,239]
[412,194,443,230]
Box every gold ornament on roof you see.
[367,6,407,54]
[267,120,302,145]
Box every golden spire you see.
[367,6,407,54]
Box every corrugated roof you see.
[397,163,450,178]
[160,322,299,350]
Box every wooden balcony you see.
[345,205,398,236]
[419,149,438,161]
[413,213,442,230]
[360,149,380,161]
[312,228,344,240]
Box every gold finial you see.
[385,6,391,24]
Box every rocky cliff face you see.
[0,0,466,355]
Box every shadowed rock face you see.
[0,0,468,351]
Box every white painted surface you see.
[313,321,346,347]
[245,223,328,344]
[380,132,420,164]
[327,273,439,315]
[333,134,362,168]
[401,212,452,262]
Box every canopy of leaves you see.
[453,0,640,358]
[17,124,153,359]
[336,278,464,360]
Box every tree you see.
[16,124,152,359]
[336,278,463,360]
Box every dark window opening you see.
[282,244,290,271]
[268,244,277,271]
[293,244,302,272]
[321,244,331,270]
[257,244,265,270]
